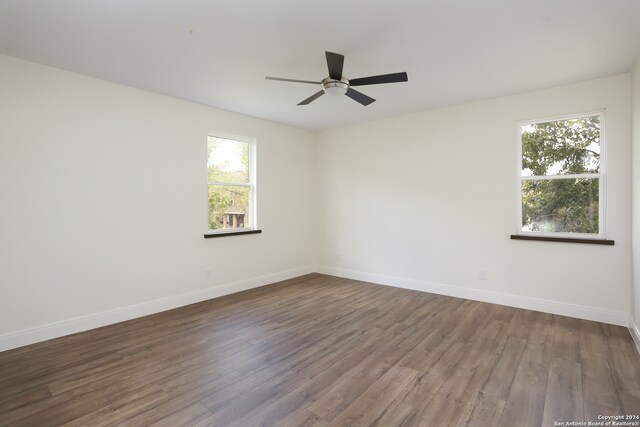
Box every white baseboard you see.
[1,263,630,353]
[0,265,314,352]
[315,265,628,327]
[630,317,640,356]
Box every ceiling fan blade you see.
[345,88,375,106]
[265,76,320,85]
[349,72,408,86]
[325,51,345,80]
[298,90,325,105]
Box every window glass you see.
[522,115,600,177]
[207,135,255,232]
[519,113,603,237]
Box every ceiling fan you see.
[265,51,408,106]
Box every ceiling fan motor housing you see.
[322,77,349,96]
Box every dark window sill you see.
[204,229,262,238]
[510,234,614,245]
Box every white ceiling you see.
[2,1,640,131]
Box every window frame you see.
[205,132,258,236]
[515,110,607,240]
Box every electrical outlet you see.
[478,270,486,280]
[204,269,212,280]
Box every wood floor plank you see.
[0,273,638,426]
[552,316,582,363]
[480,336,527,400]
[326,365,419,426]
[118,395,216,427]
[505,309,536,340]
[306,321,440,421]
[60,385,168,427]
[528,311,555,346]
[370,400,416,427]
[445,300,495,343]
[196,328,383,423]
[147,402,213,427]
[0,385,51,415]
[456,335,504,371]
[405,392,469,426]
[527,311,555,367]
[48,334,207,397]
[541,357,585,425]
[281,409,329,427]
[0,389,109,426]
[579,319,608,357]
[581,353,621,411]
[397,327,454,371]
[229,328,385,426]
[606,334,640,396]
[0,352,123,400]
[498,341,550,427]
[398,340,468,405]
[456,390,506,427]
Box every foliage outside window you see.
[518,112,604,237]
[207,134,256,233]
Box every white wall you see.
[315,74,631,325]
[0,54,315,349]
[0,53,634,352]
[631,57,640,345]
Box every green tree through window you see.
[520,114,602,235]
[207,136,253,231]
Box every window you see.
[206,133,257,235]
[517,111,605,239]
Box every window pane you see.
[521,115,600,177]
[207,136,249,184]
[208,185,250,230]
[522,178,599,234]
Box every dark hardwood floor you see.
[1,273,639,426]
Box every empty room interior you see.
[2,1,640,426]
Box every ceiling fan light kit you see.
[322,77,349,96]
[265,51,408,106]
